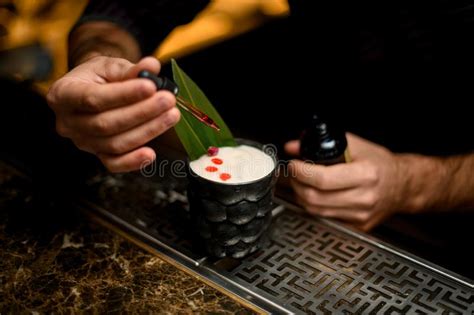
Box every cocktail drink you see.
[187,139,277,258]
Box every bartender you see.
[46,0,474,230]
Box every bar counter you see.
[0,162,253,314]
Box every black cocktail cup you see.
[187,139,278,258]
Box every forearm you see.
[401,153,474,213]
[68,21,141,68]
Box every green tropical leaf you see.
[172,59,236,160]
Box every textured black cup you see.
[187,139,278,258]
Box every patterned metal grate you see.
[228,212,473,314]
[81,171,474,314]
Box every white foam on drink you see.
[189,145,275,184]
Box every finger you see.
[290,179,377,209]
[70,136,96,155]
[351,210,391,232]
[346,133,384,159]
[288,159,377,190]
[124,56,161,79]
[68,90,176,136]
[91,56,160,82]
[79,56,162,112]
[296,196,371,223]
[89,107,180,155]
[58,79,157,113]
[284,140,300,156]
[98,146,156,173]
[90,57,135,82]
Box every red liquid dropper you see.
[175,97,220,131]
[138,70,220,131]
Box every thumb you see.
[284,140,300,156]
[124,56,161,80]
[346,132,382,158]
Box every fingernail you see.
[164,108,179,126]
[157,96,172,109]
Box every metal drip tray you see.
[80,171,473,314]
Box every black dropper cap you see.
[300,114,348,165]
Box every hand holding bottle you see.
[285,118,411,231]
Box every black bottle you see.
[300,115,350,165]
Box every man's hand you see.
[47,56,180,172]
[285,133,410,231]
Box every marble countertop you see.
[0,162,253,314]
